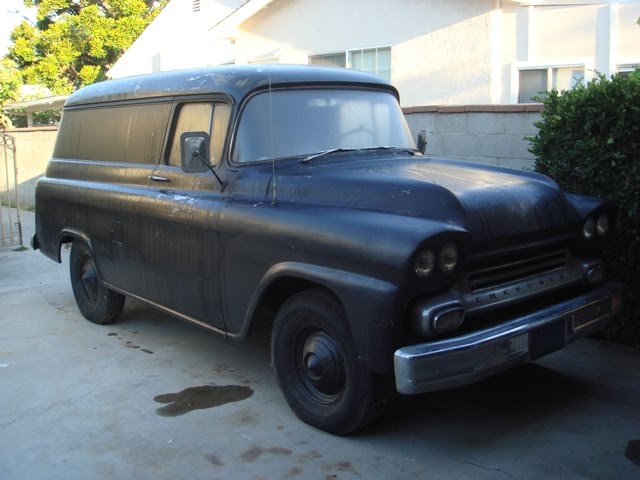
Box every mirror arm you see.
[417,129,427,154]
[192,152,226,190]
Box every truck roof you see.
[64,64,398,108]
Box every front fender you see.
[564,193,615,220]
[235,261,401,375]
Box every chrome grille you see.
[467,249,569,292]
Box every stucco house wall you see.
[108,0,245,79]
[109,0,640,108]
[502,2,640,102]
[231,0,495,107]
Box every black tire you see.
[69,240,125,325]
[271,289,388,435]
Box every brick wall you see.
[403,104,543,171]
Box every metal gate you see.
[0,132,24,248]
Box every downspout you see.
[491,0,503,103]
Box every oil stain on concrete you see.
[154,385,253,416]
[240,446,293,462]
[204,453,225,466]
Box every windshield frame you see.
[229,86,415,166]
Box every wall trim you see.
[402,104,544,114]
[2,126,59,133]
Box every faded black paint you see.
[34,65,615,377]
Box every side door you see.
[137,99,232,330]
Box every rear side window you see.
[54,103,171,163]
[167,102,231,167]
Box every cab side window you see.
[167,102,231,167]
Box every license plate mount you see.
[530,320,567,360]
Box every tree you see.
[7,0,165,94]
[0,58,22,129]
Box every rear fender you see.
[56,228,93,263]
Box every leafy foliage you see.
[7,0,164,94]
[0,59,22,129]
[529,73,640,343]
[7,108,61,128]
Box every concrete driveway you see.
[1,211,639,480]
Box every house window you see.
[309,47,391,82]
[349,48,391,82]
[617,64,639,78]
[519,66,585,103]
[309,53,346,68]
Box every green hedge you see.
[529,73,640,344]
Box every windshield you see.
[231,89,416,164]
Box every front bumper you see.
[394,281,622,394]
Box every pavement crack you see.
[455,460,517,480]
[428,445,517,480]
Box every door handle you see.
[149,174,170,182]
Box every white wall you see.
[226,0,496,107]
[617,3,640,67]
[109,0,244,78]
[111,0,640,105]
[502,2,640,103]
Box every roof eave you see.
[208,0,275,37]
[3,95,69,112]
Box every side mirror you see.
[416,129,427,154]
[180,131,211,173]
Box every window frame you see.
[164,98,232,169]
[511,61,593,104]
[617,63,640,77]
[309,45,392,82]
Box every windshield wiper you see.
[300,146,419,163]
[300,148,356,163]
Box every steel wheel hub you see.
[80,257,99,303]
[300,331,346,397]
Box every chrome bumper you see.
[394,282,622,395]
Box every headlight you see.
[582,218,596,240]
[596,214,609,237]
[438,243,458,273]
[415,249,435,278]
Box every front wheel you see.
[271,289,388,435]
[70,240,125,325]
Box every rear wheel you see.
[271,289,388,435]
[70,240,125,325]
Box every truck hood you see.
[269,155,579,241]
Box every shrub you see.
[529,73,640,344]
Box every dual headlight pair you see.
[582,213,609,240]
[414,243,459,279]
